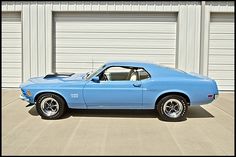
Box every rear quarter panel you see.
[141,77,217,109]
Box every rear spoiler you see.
[44,72,75,79]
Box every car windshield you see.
[85,64,106,80]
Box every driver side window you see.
[100,66,134,81]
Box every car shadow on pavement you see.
[65,109,159,119]
[28,105,214,120]
[28,105,39,116]
[187,106,214,118]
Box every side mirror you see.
[91,76,100,83]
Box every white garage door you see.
[54,12,177,73]
[209,13,234,90]
[2,12,22,87]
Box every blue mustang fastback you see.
[20,61,218,121]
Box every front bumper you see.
[20,94,30,102]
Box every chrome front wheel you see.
[36,93,67,119]
[40,97,60,117]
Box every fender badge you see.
[71,93,79,98]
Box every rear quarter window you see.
[137,68,150,80]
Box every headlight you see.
[26,90,32,96]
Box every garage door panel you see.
[208,55,234,64]
[210,23,234,34]
[2,62,22,68]
[2,68,22,76]
[208,64,234,71]
[2,38,21,48]
[208,71,234,80]
[55,12,177,21]
[211,13,234,22]
[56,48,175,55]
[2,12,21,20]
[209,49,233,55]
[208,13,234,90]
[210,34,234,40]
[2,47,21,53]
[56,32,176,39]
[2,51,21,55]
[209,39,234,49]
[57,62,103,69]
[2,77,22,83]
[2,12,22,87]
[57,68,98,73]
[2,32,21,39]
[217,85,234,91]
[2,54,21,62]
[56,17,176,22]
[214,79,234,86]
[2,82,21,88]
[2,23,21,33]
[57,68,102,73]
[56,39,176,49]
[56,62,175,69]
[56,54,175,63]
[56,22,176,33]
[54,12,177,75]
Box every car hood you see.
[31,73,85,83]
[20,73,87,88]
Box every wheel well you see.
[155,92,190,108]
[34,92,68,108]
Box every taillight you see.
[208,94,213,98]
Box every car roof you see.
[105,61,160,68]
[104,61,187,78]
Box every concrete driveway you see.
[2,88,234,155]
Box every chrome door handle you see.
[133,83,141,87]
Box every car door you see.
[83,66,142,109]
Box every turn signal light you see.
[26,90,32,96]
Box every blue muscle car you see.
[19,61,218,121]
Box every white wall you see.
[1,1,234,88]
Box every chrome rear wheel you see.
[157,95,188,121]
[163,99,183,118]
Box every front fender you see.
[32,89,87,109]
[33,90,66,103]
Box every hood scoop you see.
[44,72,75,79]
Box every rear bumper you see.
[214,94,219,99]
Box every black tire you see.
[36,93,67,119]
[157,95,188,121]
